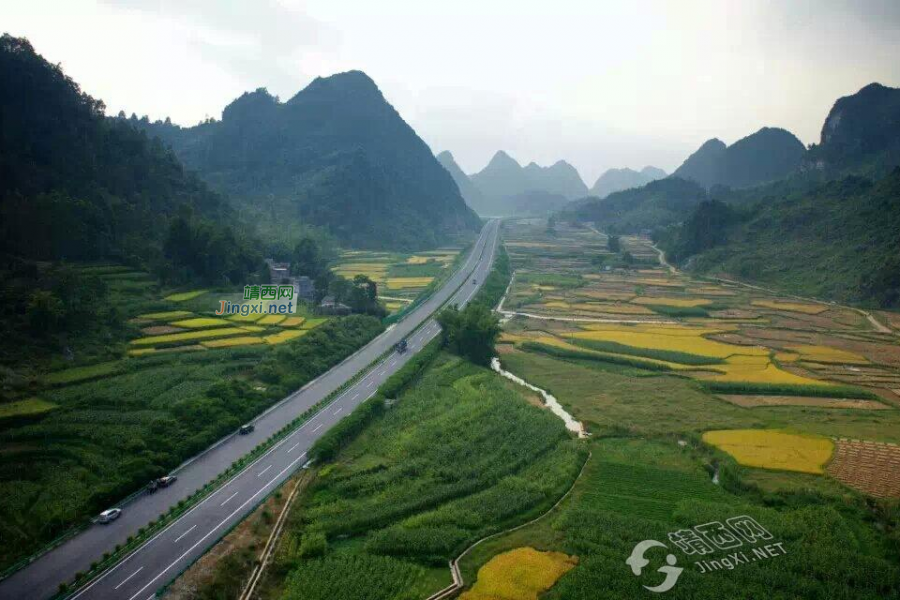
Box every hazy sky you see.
[5,0,900,183]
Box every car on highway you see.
[97,508,122,524]
[147,475,177,493]
[239,423,255,435]
[395,339,408,354]
[473,277,477,284]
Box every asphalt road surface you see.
[1,219,500,600]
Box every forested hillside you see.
[135,73,481,250]
[0,35,260,284]
[659,170,900,307]
[656,83,900,308]
[673,127,806,189]
[804,82,900,178]
[560,177,707,233]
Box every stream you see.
[491,357,588,438]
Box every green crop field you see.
[460,437,900,600]
[262,352,586,599]
[0,315,383,572]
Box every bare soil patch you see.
[141,325,185,335]
[827,438,900,498]
[717,394,890,410]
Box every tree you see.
[26,290,64,334]
[607,235,621,253]
[546,215,557,236]
[436,303,501,366]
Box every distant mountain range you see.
[673,127,806,189]
[450,151,587,215]
[589,166,667,198]
[658,82,900,307]
[135,72,481,249]
[436,151,486,213]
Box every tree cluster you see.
[436,303,501,366]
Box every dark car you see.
[395,339,408,354]
[239,424,255,435]
[158,475,177,487]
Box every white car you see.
[98,508,122,524]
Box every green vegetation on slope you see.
[266,353,585,599]
[561,177,707,234]
[0,35,262,284]
[661,170,900,307]
[133,75,481,250]
[0,315,383,571]
[461,436,900,600]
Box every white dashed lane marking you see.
[173,525,196,543]
[115,567,143,590]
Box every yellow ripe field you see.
[461,547,577,600]
[264,330,308,344]
[0,397,57,419]
[751,300,828,314]
[201,336,265,348]
[130,327,245,346]
[228,313,264,322]
[386,277,433,290]
[580,303,654,315]
[171,317,233,329]
[571,324,764,359]
[332,262,389,282]
[258,314,287,325]
[533,335,693,371]
[138,310,193,321]
[280,316,306,327]
[384,301,405,311]
[406,255,430,264]
[127,348,156,356]
[786,344,868,365]
[163,290,208,302]
[703,429,834,474]
[300,318,328,329]
[631,296,712,308]
[238,325,266,332]
[775,352,801,363]
[542,301,654,315]
[632,278,684,287]
[574,290,636,302]
[707,355,828,386]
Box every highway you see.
[0,219,500,600]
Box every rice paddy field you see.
[447,218,900,599]
[330,247,463,312]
